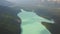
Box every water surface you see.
[18,9,54,34]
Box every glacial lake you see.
[18,9,54,34]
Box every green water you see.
[18,9,54,34]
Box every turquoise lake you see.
[18,9,54,34]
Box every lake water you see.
[18,9,54,34]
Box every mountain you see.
[42,22,60,34]
[0,5,21,34]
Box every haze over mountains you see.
[0,0,13,7]
[1,0,60,21]
[0,0,60,20]
[0,0,60,10]
[6,0,60,9]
